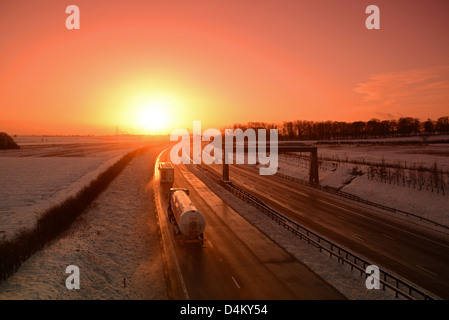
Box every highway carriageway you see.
[153,148,345,300]
[203,162,449,299]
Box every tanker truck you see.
[168,188,206,245]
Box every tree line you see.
[0,132,20,150]
[227,116,449,141]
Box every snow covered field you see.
[0,148,167,299]
[276,141,449,227]
[0,136,447,300]
[186,164,399,300]
[0,136,156,239]
[315,142,449,172]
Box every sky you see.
[1,0,448,135]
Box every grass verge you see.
[0,146,149,282]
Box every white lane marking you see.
[416,265,439,277]
[294,191,310,198]
[181,148,448,284]
[319,199,353,213]
[276,190,309,198]
[208,240,214,248]
[381,233,396,241]
[352,234,365,242]
[318,198,449,249]
[227,163,316,203]
[232,166,311,198]
[231,276,241,289]
[155,149,190,300]
[336,215,347,221]
[182,150,195,164]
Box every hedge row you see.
[0,146,149,281]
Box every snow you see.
[0,157,120,236]
[1,137,446,300]
[185,164,400,300]
[314,143,449,172]
[186,140,449,299]
[0,136,154,239]
[276,143,449,228]
[0,149,167,299]
[344,176,449,226]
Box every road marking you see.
[381,233,396,241]
[177,147,449,295]
[231,276,241,289]
[295,191,310,198]
[416,265,439,277]
[352,234,365,242]
[319,199,353,213]
[234,165,449,248]
[317,197,449,249]
[208,240,214,248]
[154,149,190,300]
[236,164,449,250]
[336,215,347,221]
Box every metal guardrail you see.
[273,172,449,232]
[192,163,440,300]
[236,163,449,231]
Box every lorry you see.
[158,162,174,187]
[168,188,206,245]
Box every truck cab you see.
[158,162,174,186]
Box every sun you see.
[135,99,170,134]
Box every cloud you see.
[354,66,449,118]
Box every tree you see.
[398,117,420,136]
[380,120,394,137]
[283,121,295,139]
[423,118,435,135]
[436,116,449,134]
[0,132,20,150]
[367,118,381,138]
[351,121,365,139]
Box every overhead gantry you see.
[221,141,319,184]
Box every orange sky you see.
[1,1,448,135]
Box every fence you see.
[274,171,449,232]
[192,163,440,300]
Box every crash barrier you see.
[192,163,439,300]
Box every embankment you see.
[0,146,150,281]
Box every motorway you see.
[216,164,449,299]
[154,148,345,300]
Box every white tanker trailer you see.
[168,188,206,245]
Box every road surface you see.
[217,163,449,299]
[154,149,345,300]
